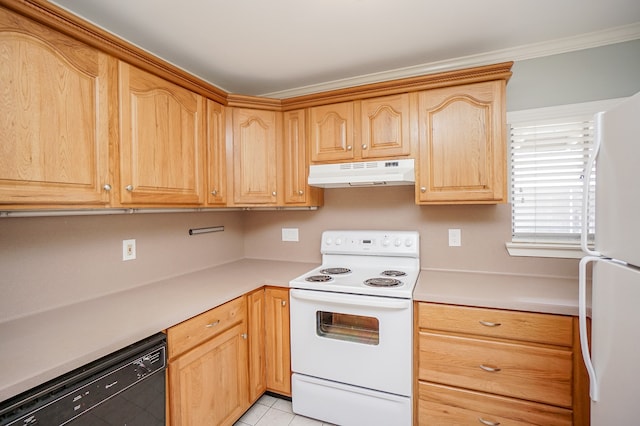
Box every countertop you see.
[0,260,580,402]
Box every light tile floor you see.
[234,394,335,426]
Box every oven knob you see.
[394,238,402,247]
[325,237,332,245]
[405,238,414,247]
[382,237,391,247]
[335,237,343,245]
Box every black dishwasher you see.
[0,333,166,426]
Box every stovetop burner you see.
[306,275,334,283]
[380,270,407,277]
[319,267,352,275]
[364,277,403,287]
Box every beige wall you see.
[0,211,244,321]
[243,186,578,277]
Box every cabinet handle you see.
[205,320,220,328]
[281,300,287,307]
[125,185,134,192]
[211,190,218,196]
[241,333,248,339]
[347,145,352,151]
[478,418,501,426]
[272,191,277,196]
[479,364,501,373]
[298,190,304,195]
[362,144,368,150]
[420,187,426,193]
[103,184,112,191]
[479,320,502,327]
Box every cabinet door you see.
[247,288,266,403]
[417,81,506,204]
[206,100,227,205]
[119,62,205,206]
[169,323,249,426]
[282,110,323,206]
[231,108,279,204]
[309,102,355,163]
[0,9,113,207]
[360,94,412,159]
[265,287,291,396]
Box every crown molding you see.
[264,23,640,100]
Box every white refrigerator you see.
[579,90,640,425]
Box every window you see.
[506,99,623,258]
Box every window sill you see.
[505,242,585,259]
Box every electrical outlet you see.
[123,239,136,261]
[448,229,461,247]
[282,228,299,242]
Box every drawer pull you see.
[479,364,501,373]
[478,418,501,426]
[205,320,220,328]
[479,320,502,327]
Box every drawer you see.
[418,302,573,347]
[168,296,246,358]
[418,331,572,408]
[417,381,572,426]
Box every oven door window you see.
[316,311,379,345]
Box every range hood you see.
[308,159,415,188]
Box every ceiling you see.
[49,0,640,98]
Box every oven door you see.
[290,288,412,396]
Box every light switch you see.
[448,229,461,247]
[282,228,299,242]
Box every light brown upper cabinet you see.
[309,101,356,163]
[308,95,413,164]
[283,110,323,206]
[206,100,227,206]
[416,81,507,204]
[0,8,114,208]
[360,94,413,159]
[119,62,206,206]
[229,108,281,205]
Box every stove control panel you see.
[321,230,419,257]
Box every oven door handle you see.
[290,289,410,310]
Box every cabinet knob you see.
[281,300,287,307]
[205,320,220,328]
[347,145,352,151]
[272,191,277,196]
[241,333,248,340]
[125,185,134,192]
[362,144,368,150]
[211,190,218,196]
[103,184,112,191]
[479,320,502,327]
[298,190,304,195]
[420,187,426,193]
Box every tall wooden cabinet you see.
[0,7,114,208]
[229,108,280,205]
[206,100,227,205]
[416,81,507,204]
[265,287,292,396]
[119,62,206,206]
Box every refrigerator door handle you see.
[581,112,602,257]
[579,255,599,401]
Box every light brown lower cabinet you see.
[415,302,590,426]
[167,296,249,426]
[166,287,292,425]
[265,287,292,396]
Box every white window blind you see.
[509,116,596,244]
